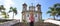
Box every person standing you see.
[29,14,34,26]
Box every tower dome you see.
[36,4,41,12]
[23,3,27,6]
[22,3,27,11]
[36,4,41,7]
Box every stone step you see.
[12,22,59,26]
[34,23,58,26]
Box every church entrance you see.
[30,21,34,26]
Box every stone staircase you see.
[20,22,58,26]
[12,22,59,26]
[0,20,20,26]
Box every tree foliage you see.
[47,3,60,19]
[9,7,17,19]
[1,11,9,19]
[0,5,5,12]
[0,5,9,19]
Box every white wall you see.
[26,13,30,22]
[34,13,38,22]
[26,13,39,22]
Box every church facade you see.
[21,3,42,22]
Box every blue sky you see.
[0,0,60,21]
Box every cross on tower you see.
[31,3,33,6]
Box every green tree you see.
[9,7,17,19]
[47,7,57,20]
[0,5,5,12]
[1,11,9,19]
[47,3,60,19]
[54,3,60,17]
[0,5,8,19]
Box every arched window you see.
[35,14,37,17]
[27,14,29,17]
[26,14,29,17]
[34,14,37,17]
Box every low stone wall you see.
[0,20,20,26]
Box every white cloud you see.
[4,0,15,12]
[3,0,15,19]
[14,10,22,22]
[0,0,22,22]
[0,0,1,1]
[0,0,15,19]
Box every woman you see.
[29,14,34,26]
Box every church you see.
[21,3,42,22]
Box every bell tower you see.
[22,3,27,22]
[22,3,27,11]
[36,4,42,22]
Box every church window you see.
[35,14,37,17]
[27,14,29,17]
